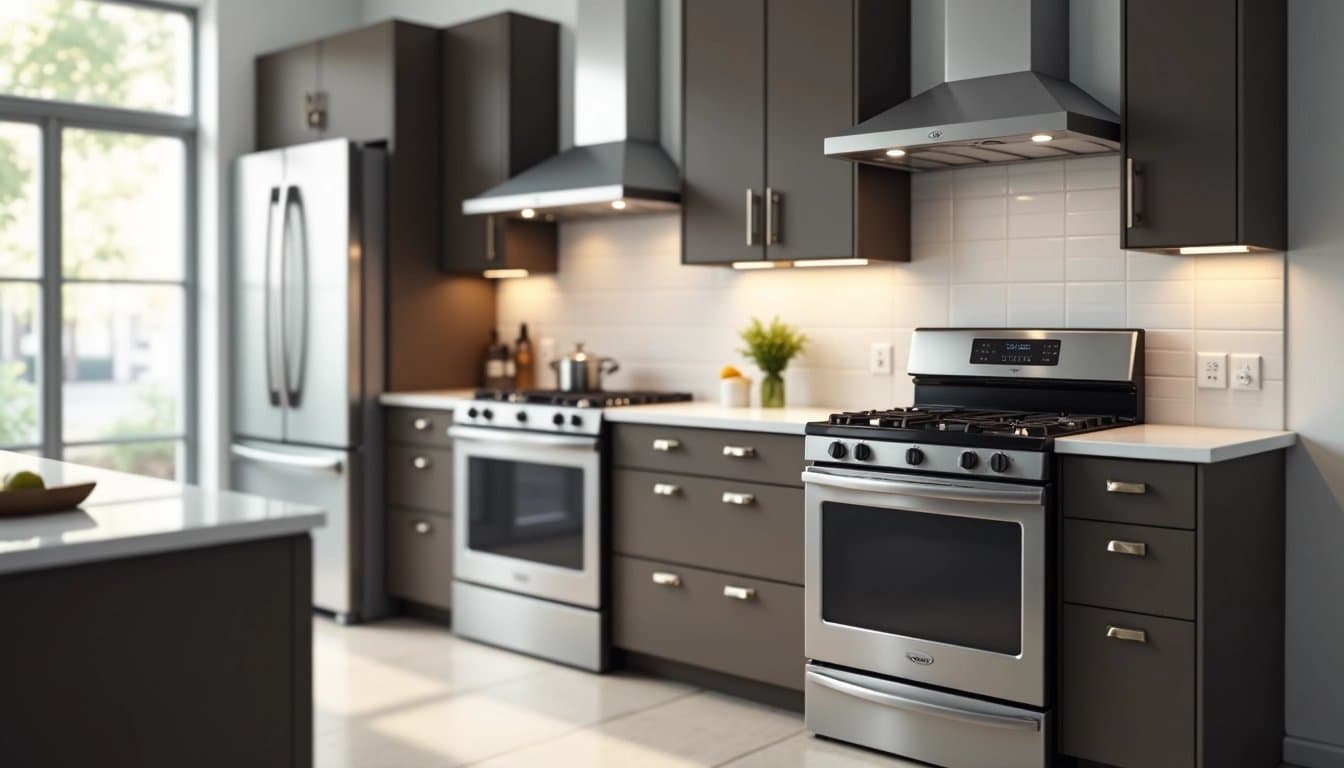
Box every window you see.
[0,0,196,481]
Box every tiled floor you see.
[314,617,921,767]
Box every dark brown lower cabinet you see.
[385,406,455,613]
[387,508,453,609]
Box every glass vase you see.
[760,373,785,408]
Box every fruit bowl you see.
[0,482,97,517]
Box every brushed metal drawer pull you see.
[412,455,432,470]
[721,491,756,506]
[1105,480,1148,495]
[723,585,757,601]
[1106,625,1148,643]
[651,571,682,587]
[412,417,431,431]
[413,520,432,535]
[1106,540,1148,557]
[722,445,756,459]
[652,438,681,452]
[653,483,681,497]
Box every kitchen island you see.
[0,451,323,768]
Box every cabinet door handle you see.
[721,491,756,506]
[745,188,760,246]
[652,438,681,452]
[413,520,432,535]
[1105,480,1147,495]
[653,483,681,497]
[722,445,756,459]
[651,571,682,587]
[765,187,780,245]
[485,214,497,262]
[1106,625,1148,644]
[723,585,757,601]
[1106,540,1148,557]
[412,455,432,470]
[412,417,431,432]
[1126,157,1142,229]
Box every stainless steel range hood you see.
[825,0,1120,171]
[462,0,679,220]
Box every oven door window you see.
[466,457,585,570]
[821,501,1023,655]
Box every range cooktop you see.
[473,389,693,408]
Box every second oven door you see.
[450,426,602,609]
[803,467,1048,706]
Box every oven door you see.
[449,425,601,609]
[803,466,1047,706]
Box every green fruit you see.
[3,470,45,491]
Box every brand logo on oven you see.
[513,572,530,583]
[906,651,935,666]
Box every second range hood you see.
[463,0,679,220]
[825,0,1119,171]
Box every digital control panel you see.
[970,338,1062,366]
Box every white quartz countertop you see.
[605,402,837,435]
[1054,425,1297,464]
[0,452,324,576]
[380,389,477,410]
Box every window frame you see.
[0,0,198,481]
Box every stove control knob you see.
[853,443,873,461]
[552,413,565,427]
[570,415,584,428]
[482,408,494,420]
[989,453,1011,473]
[905,447,925,466]
[827,441,848,459]
[467,407,480,419]
[516,411,528,423]
[959,451,979,470]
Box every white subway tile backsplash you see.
[499,157,1286,429]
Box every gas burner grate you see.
[826,407,1121,438]
[474,389,693,408]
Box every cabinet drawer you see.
[387,508,452,610]
[613,470,803,584]
[1060,456,1196,529]
[386,407,453,448]
[1062,519,1196,620]
[613,555,804,690]
[1059,604,1194,768]
[613,424,803,487]
[386,445,452,512]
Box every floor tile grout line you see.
[709,726,810,768]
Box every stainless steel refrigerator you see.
[229,139,388,623]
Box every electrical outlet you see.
[1231,353,1262,391]
[1197,352,1227,389]
[538,337,556,383]
[870,342,893,376]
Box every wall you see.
[498,156,1285,429]
[1285,2,1344,765]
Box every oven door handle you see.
[806,669,1042,732]
[447,425,598,450]
[801,469,1044,505]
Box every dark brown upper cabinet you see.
[682,0,910,266]
[1121,0,1285,253]
[441,13,561,276]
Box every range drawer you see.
[613,555,804,690]
[387,508,452,610]
[613,469,803,584]
[613,424,803,487]
[1059,604,1194,768]
[1062,519,1196,620]
[386,444,453,513]
[386,407,453,448]
[1060,456,1196,529]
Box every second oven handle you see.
[806,668,1042,732]
[800,468,1044,506]
[448,425,598,451]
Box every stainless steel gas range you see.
[449,389,691,671]
[802,328,1144,768]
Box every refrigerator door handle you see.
[280,184,309,408]
[231,443,344,474]
[264,186,284,406]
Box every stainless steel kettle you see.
[550,342,619,392]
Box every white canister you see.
[720,376,751,407]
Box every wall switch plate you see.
[1230,353,1262,391]
[538,337,556,382]
[1197,352,1228,389]
[870,342,893,376]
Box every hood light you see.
[1030,133,1054,143]
[520,208,536,219]
[611,199,627,210]
[794,258,869,268]
[1178,245,1252,255]
[483,269,530,279]
[732,261,789,270]
[885,149,907,158]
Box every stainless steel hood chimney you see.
[463,0,679,219]
[825,0,1119,171]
